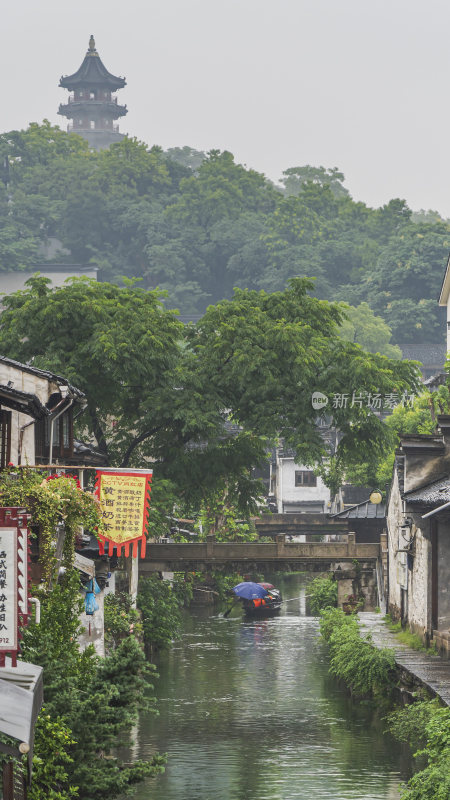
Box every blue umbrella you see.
[232,582,269,600]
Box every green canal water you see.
[131,574,412,800]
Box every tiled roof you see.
[332,500,386,519]
[400,344,446,366]
[0,356,84,399]
[0,384,49,419]
[59,40,125,90]
[403,475,450,506]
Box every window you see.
[89,90,96,100]
[90,120,95,129]
[295,470,317,487]
[35,402,73,463]
[45,416,60,447]
[0,410,11,468]
[62,413,70,449]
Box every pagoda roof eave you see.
[58,102,128,119]
[59,52,126,91]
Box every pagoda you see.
[58,35,127,150]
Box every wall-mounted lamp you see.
[399,517,414,555]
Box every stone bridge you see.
[140,533,380,575]
[253,513,349,537]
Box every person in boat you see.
[248,591,281,610]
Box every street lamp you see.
[369,489,383,505]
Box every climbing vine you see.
[0,466,103,588]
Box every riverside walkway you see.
[359,612,450,707]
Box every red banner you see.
[95,469,152,558]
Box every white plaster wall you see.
[275,457,330,513]
[0,365,66,465]
[78,588,105,657]
[387,468,403,614]
[8,410,36,465]
[0,363,59,405]
[406,527,431,635]
[403,450,450,494]
[387,469,431,635]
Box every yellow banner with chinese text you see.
[95,469,152,557]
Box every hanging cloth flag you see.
[95,468,152,558]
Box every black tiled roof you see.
[0,356,84,399]
[332,500,386,519]
[0,384,49,419]
[403,475,450,506]
[400,344,446,366]
[59,40,126,90]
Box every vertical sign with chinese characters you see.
[0,528,18,654]
[95,469,152,558]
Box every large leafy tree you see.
[190,278,420,480]
[0,275,184,466]
[0,275,266,510]
[0,276,419,509]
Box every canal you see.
[131,573,412,800]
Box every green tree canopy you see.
[339,302,402,358]
[280,165,349,198]
[0,275,420,508]
[1,121,447,339]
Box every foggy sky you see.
[4,0,450,214]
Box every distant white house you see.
[271,450,330,514]
[0,263,98,297]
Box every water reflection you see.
[130,574,411,800]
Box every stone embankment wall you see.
[334,561,378,611]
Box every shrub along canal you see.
[131,573,413,800]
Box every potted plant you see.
[342,594,364,614]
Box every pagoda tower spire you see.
[58,35,127,150]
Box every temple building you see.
[58,35,127,150]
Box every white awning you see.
[0,658,43,773]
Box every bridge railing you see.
[143,534,380,564]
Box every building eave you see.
[0,384,50,420]
[0,356,85,400]
[438,252,450,306]
[59,52,126,91]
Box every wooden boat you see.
[242,588,282,618]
